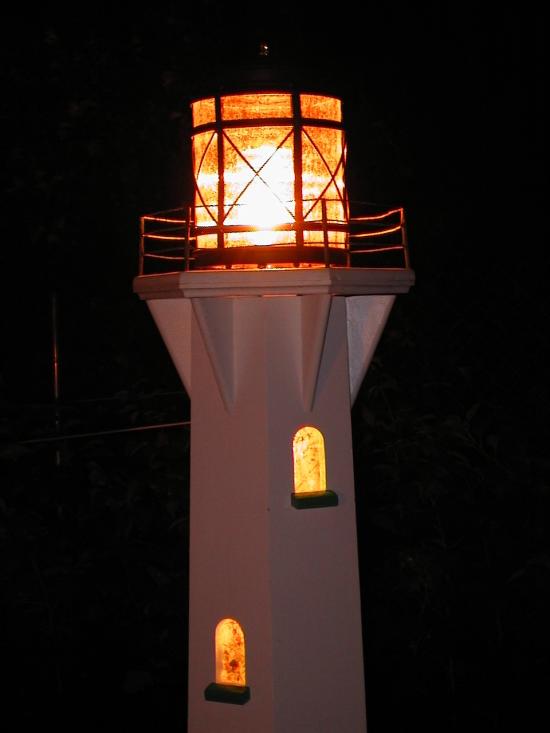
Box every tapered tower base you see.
[134,268,414,733]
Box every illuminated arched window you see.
[205,618,250,704]
[215,618,246,686]
[291,426,338,508]
[293,426,326,494]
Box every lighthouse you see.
[134,50,414,732]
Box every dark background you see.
[1,3,548,732]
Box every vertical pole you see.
[292,92,304,265]
[321,198,330,267]
[400,207,411,269]
[139,216,145,275]
[185,205,192,271]
[51,291,61,467]
[215,96,225,251]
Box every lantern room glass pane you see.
[215,619,246,686]
[196,233,218,249]
[303,229,346,248]
[192,97,216,127]
[193,131,219,247]
[305,199,347,224]
[301,127,346,228]
[293,426,327,494]
[300,94,342,122]
[193,131,219,219]
[221,93,292,120]
[223,126,295,246]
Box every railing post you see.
[321,199,330,267]
[139,216,145,275]
[185,206,192,271]
[400,207,411,269]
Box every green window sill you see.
[204,682,250,705]
[291,490,338,509]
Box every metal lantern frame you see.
[137,64,411,276]
[190,88,350,269]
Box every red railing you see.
[138,202,410,275]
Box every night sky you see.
[1,3,548,732]
[2,4,547,402]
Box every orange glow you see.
[302,125,346,242]
[353,225,402,238]
[351,245,404,254]
[192,97,216,127]
[223,127,295,247]
[142,215,187,224]
[215,619,246,686]
[193,130,219,235]
[221,93,292,120]
[138,202,410,274]
[191,93,348,259]
[144,234,187,240]
[300,94,342,122]
[293,426,327,494]
[353,207,403,221]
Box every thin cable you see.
[6,389,188,409]
[18,420,191,445]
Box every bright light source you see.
[215,618,247,686]
[191,92,348,268]
[293,426,327,494]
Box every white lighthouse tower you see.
[134,55,414,733]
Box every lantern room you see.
[138,48,411,276]
[191,88,348,269]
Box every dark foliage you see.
[355,296,549,732]
[1,389,190,732]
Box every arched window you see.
[205,618,250,704]
[291,426,338,508]
[293,426,326,494]
[216,618,246,686]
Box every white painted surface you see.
[346,295,396,405]
[147,298,192,395]
[299,293,332,411]
[186,295,366,732]
[134,268,415,732]
[134,266,415,300]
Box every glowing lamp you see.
[204,618,250,705]
[191,88,348,268]
[292,425,338,508]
